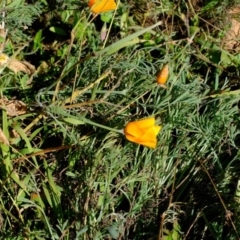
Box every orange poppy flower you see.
[124,117,161,148]
[157,64,169,89]
[89,0,117,14]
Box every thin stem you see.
[83,118,124,134]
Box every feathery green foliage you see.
[0,0,42,42]
[0,0,240,239]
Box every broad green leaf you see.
[17,174,31,201]
[49,26,67,36]
[100,12,113,23]
[96,21,163,55]
[14,125,33,153]
[14,125,39,168]
[11,171,27,191]
[33,29,43,51]
[42,181,53,208]
[63,117,85,125]
[1,109,11,174]
[201,0,219,12]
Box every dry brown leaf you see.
[10,129,20,139]
[223,5,240,51]
[0,128,9,145]
[0,97,27,116]
[0,28,7,53]
[7,58,35,75]
[5,101,27,116]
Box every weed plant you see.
[0,0,240,239]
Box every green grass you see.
[0,0,240,239]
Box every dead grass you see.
[223,5,240,51]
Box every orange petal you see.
[125,134,157,148]
[124,117,156,138]
[136,139,157,148]
[153,125,161,135]
[137,126,161,147]
[88,0,96,8]
[89,0,117,13]
[157,64,169,84]
[124,118,161,148]
[124,122,143,138]
[134,117,156,129]
[125,133,139,143]
[140,126,161,141]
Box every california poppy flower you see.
[89,0,117,14]
[157,64,169,89]
[124,117,161,148]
